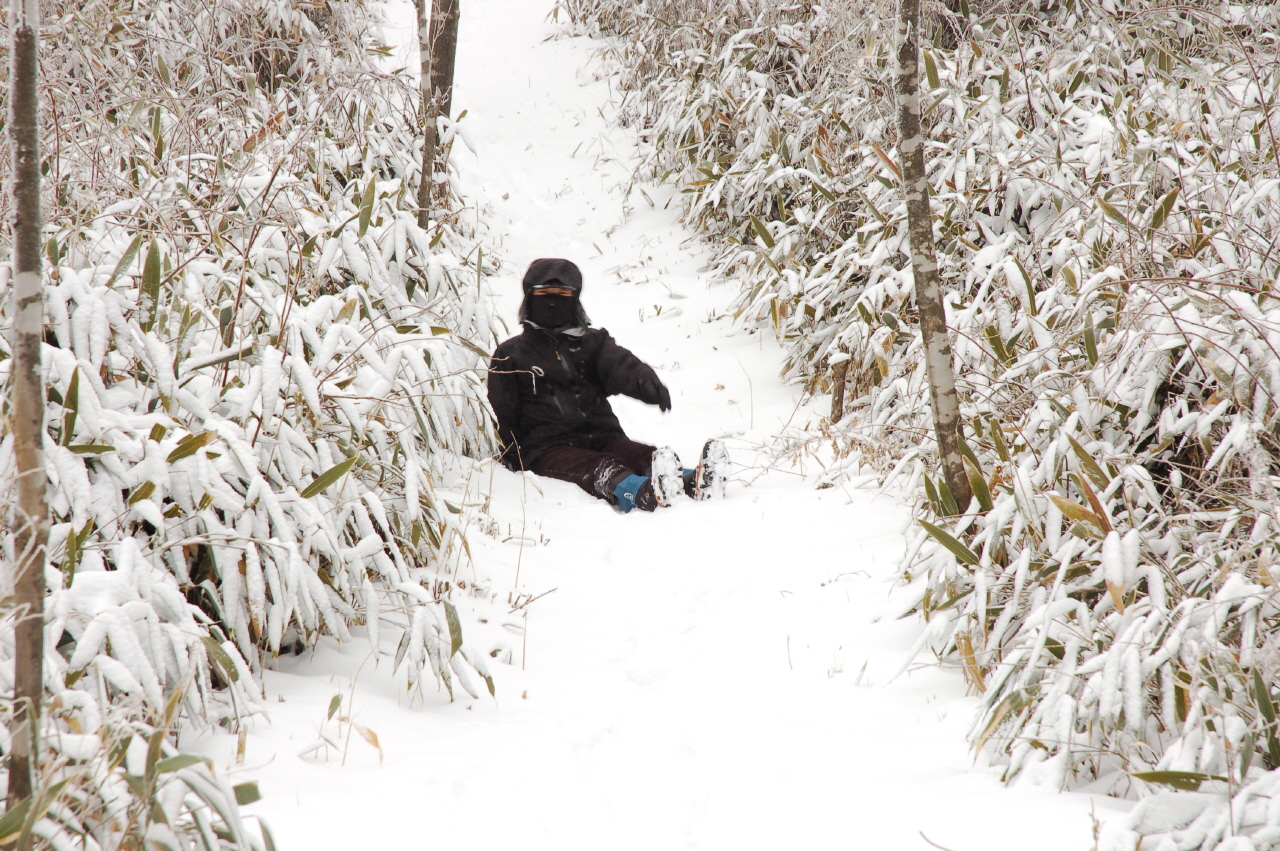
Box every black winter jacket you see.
[487,325,665,469]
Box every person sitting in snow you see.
[486,258,725,512]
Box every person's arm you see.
[595,331,671,411]
[487,347,525,468]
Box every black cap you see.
[522,258,583,295]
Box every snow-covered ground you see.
[187,1,1123,847]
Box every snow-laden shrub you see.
[1,0,497,845]
[564,0,1280,846]
[0,561,268,850]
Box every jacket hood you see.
[518,258,590,329]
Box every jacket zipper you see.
[556,342,587,420]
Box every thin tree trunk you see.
[7,0,49,825]
[414,0,436,228]
[415,0,458,229]
[830,357,849,424]
[895,0,972,513]
[429,0,460,122]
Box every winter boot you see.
[689,439,729,500]
[650,446,684,507]
[613,474,658,512]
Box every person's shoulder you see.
[582,327,615,344]
[492,330,528,358]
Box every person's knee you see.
[594,459,633,501]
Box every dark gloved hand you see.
[640,375,672,412]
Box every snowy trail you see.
[197,2,1116,848]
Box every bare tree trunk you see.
[414,0,436,228]
[7,0,49,825]
[429,0,460,122]
[895,0,972,513]
[415,0,459,229]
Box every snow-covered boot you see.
[651,446,684,507]
[689,439,729,500]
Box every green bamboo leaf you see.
[61,519,83,580]
[150,107,165,160]
[1149,187,1180,231]
[936,477,960,517]
[1047,493,1105,532]
[155,754,208,774]
[0,778,69,847]
[138,239,162,333]
[923,473,942,514]
[200,636,239,683]
[975,691,1026,754]
[1066,434,1111,489]
[749,214,775,249]
[983,326,1011,365]
[327,694,342,720]
[1202,356,1235,391]
[1129,771,1225,792]
[358,176,376,237]
[923,49,941,89]
[963,456,994,512]
[917,519,981,566]
[68,444,115,455]
[1012,257,1037,317]
[167,431,213,463]
[1254,668,1280,768]
[1097,197,1134,229]
[233,782,262,805]
[300,454,358,499]
[989,420,1011,462]
[443,599,463,658]
[127,481,156,505]
[0,797,32,844]
[61,367,80,446]
[1083,312,1098,366]
[105,234,144,288]
[144,728,165,787]
[393,629,411,673]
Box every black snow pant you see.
[527,436,657,504]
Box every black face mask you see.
[527,294,578,329]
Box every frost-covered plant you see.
[1,578,267,850]
[564,0,1280,846]
[1,0,499,845]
